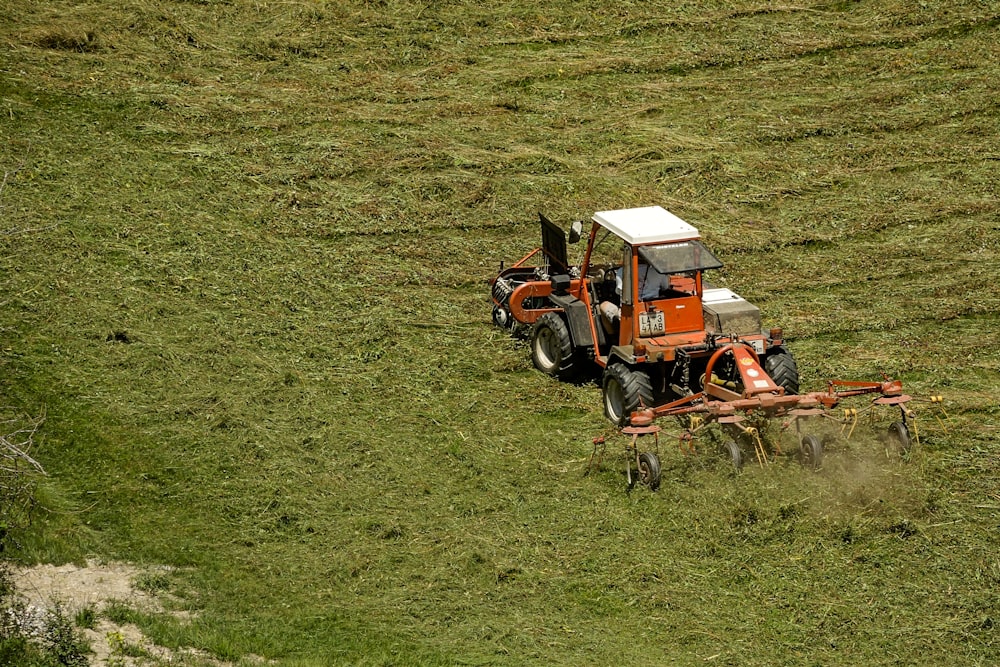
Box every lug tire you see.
[531,313,577,381]
[638,452,661,491]
[764,348,800,395]
[602,364,654,426]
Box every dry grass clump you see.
[24,27,101,53]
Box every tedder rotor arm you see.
[628,346,909,429]
[824,377,904,399]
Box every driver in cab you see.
[638,261,671,301]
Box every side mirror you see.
[568,220,583,244]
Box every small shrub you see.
[0,563,21,641]
[106,631,127,667]
[40,603,90,667]
[0,413,46,554]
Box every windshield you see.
[637,240,723,274]
[588,228,624,269]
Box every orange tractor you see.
[490,206,941,488]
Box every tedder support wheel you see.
[638,452,661,491]
[721,440,743,472]
[602,364,654,426]
[492,304,512,330]
[887,421,912,453]
[764,348,799,395]
[530,312,578,381]
[799,434,823,470]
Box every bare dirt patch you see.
[10,559,233,667]
[13,560,157,614]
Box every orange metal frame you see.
[630,343,910,427]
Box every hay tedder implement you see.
[490,206,946,489]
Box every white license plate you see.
[639,311,665,337]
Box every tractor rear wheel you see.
[799,434,823,470]
[602,364,654,426]
[638,452,661,490]
[531,313,578,381]
[764,348,799,395]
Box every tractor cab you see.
[580,207,726,358]
[590,208,722,338]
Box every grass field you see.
[1,0,998,664]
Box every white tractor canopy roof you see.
[592,206,701,245]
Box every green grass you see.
[1,0,998,664]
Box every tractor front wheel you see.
[602,364,654,426]
[531,313,577,381]
[764,348,800,395]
